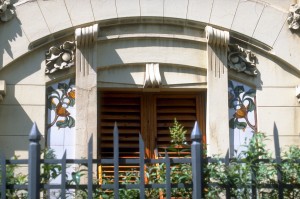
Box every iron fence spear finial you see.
[191,121,202,199]
[28,122,41,199]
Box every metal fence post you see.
[28,123,41,199]
[191,121,202,199]
[113,122,119,199]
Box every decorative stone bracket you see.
[45,41,76,74]
[0,0,15,23]
[144,63,161,88]
[228,44,258,76]
[0,80,6,102]
[288,3,300,30]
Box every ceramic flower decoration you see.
[47,79,75,129]
[228,80,257,131]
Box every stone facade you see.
[0,0,299,160]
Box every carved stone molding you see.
[288,4,300,30]
[0,0,15,23]
[144,63,161,88]
[296,85,300,102]
[45,41,76,74]
[228,44,258,76]
[0,80,6,102]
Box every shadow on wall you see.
[0,46,45,159]
[0,15,23,68]
[273,122,281,161]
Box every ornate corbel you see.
[45,41,76,74]
[205,26,230,77]
[228,44,258,76]
[0,80,6,102]
[0,0,15,23]
[144,63,161,88]
[288,3,300,30]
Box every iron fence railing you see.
[1,122,300,199]
[0,122,202,199]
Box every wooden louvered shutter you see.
[99,92,141,158]
[155,94,206,157]
[98,92,206,179]
[98,93,141,180]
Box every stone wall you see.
[0,0,299,159]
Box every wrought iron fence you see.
[0,122,202,199]
[1,122,300,199]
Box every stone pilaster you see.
[205,26,230,157]
[75,24,98,159]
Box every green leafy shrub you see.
[282,145,300,198]
[0,155,28,199]
[169,118,187,146]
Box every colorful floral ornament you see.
[228,80,257,132]
[47,79,75,129]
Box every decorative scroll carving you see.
[228,44,258,76]
[45,41,76,74]
[205,26,230,78]
[0,0,15,22]
[75,24,98,76]
[288,4,300,30]
[0,80,6,102]
[206,26,229,47]
[144,63,161,88]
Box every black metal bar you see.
[191,121,202,199]
[1,153,6,199]
[88,136,93,199]
[28,123,41,199]
[251,165,257,199]
[139,133,145,199]
[165,151,171,199]
[6,159,27,164]
[61,151,66,199]
[113,122,119,198]
[225,155,230,199]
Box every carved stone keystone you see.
[45,41,76,74]
[228,44,258,76]
[144,63,161,88]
